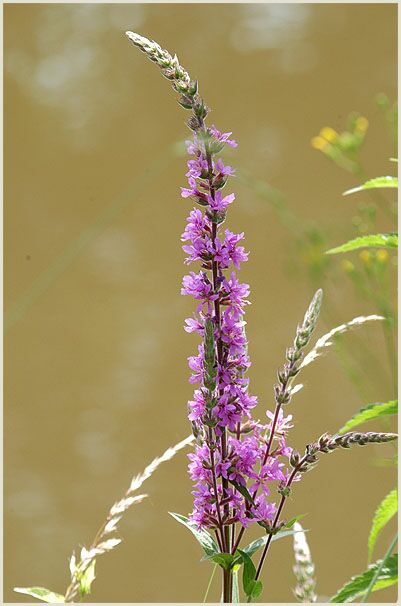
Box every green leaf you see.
[284,514,306,529]
[368,490,398,561]
[242,528,307,557]
[339,400,397,433]
[343,176,398,195]
[326,233,398,255]
[207,553,234,570]
[229,480,255,505]
[169,512,219,557]
[13,587,65,603]
[238,550,263,600]
[252,580,263,600]
[232,568,240,603]
[330,554,398,602]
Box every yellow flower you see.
[341,259,355,273]
[311,136,327,151]
[359,250,371,265]
[376,249,389,263]
[320,127,338,142]
[355,116,369,133]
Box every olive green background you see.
[4,3,397,602]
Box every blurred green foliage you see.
[240,95,397,403]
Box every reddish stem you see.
[254,458,305,581]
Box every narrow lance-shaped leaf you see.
[230,479,255,506]
[339,400,397,434]
[241,528,309,558]
[13,588,65,603]
[343,176,398,195]
[330,554,398,602]
[326,233,398,255]
[169,512,219,557]
[238,550,263,600]
[368,489,398,561]
[285,514,306,529]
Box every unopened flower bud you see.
[290,451,301,468]
[278,485,291,497]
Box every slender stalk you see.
[262,403,282,467]
[360,533,398,603]
[214,529,224,553]
[203,563,218,603]
[231,525,245,556]
[231,522,236,554]
[254,460,305,582]
[255,429,398,585]
[234,292,323,558]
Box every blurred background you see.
[4,3,397,603]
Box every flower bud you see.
[290,451,301,468]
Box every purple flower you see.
[180,176,199,198]
[210,125,238,148]
[186,158,208,178]
[266,409,294,436]
[220,314,247,355]
[181,272,217,306]
[207,190,235,212]
[215,459,232,479]
[185,137,200,156]
[222,230,248,268]
[215,157,236,176]
[188,390,206,421]
[184,314,204,334]
[187,345,204,384]
[251,496,277,523]
[220,272,250,317]
[181,209,208,242]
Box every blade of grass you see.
[360,534,398,603]
[203,564,218,603]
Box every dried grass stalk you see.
[293,522,317,603]
[64,434,194,602]
[300,314,384,369]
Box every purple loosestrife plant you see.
[126,32,397,603]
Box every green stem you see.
[360,533,398,603]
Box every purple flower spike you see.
[125,32,321,560]
[178,119,294,536]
